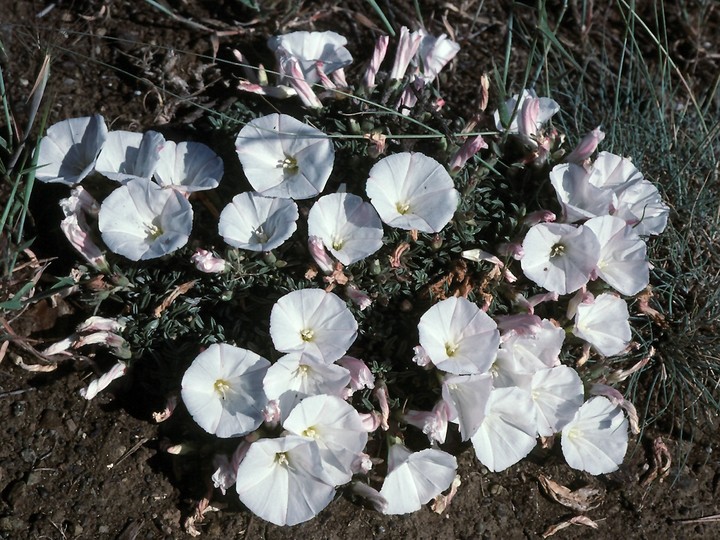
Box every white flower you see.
[307,192,383,265]
[573,293,631,356]
[283,394,368,486]
[379,443,457,515]
[235,113,335,200]
[561,396,629,474]
[95,130,165,182]
[470,387,538,472]
[530,365,584,437]
[263,353,351,420]
[521,222,600,295]
[269,31,353,85]
[154,140,223,192]
[180,343,270,438]
[584,215,649,295]
[416,28,461,83]
[549,162,615,222]
[35,115,108,185]
[270,289,358,363]
[98,178,193,260]
[441,373,493,440]
[588,152,669,236]
[366,152,459,233]
[218,192,298,252]
[418,296,500,374]
[235,435,336,526]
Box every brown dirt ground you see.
[2,1,720,539]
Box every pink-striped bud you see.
[390,27,422,80]
[363,35,389,90]
[308,236,335,274]
[565,126,605,164]
[449,134,487,174]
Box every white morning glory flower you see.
[154,140,224,192]
[268,30,353,85]
[180,343,270,438]
[561,396,629,475]
[283,394,368,486]
[379,443,457,515]
[418,296,500,374]
[588,151,669,236]
[35,114,108,185]
[584,215,649,296]
[470,387,538,472]
[521,222,600,295]
[530,365,584,437]
[573,293,631,356]
[366,152,460,233]
[218,192,299,252]
[441,373,493,441]
[549,162,616,222]
[269,289,358,363]
[235,435,336,526]
[263,353,351,421]
[307,192,383,265]
[235,113,335,200]
[95,130,165,182]
[416,28,461,83]
[98,178,193,260]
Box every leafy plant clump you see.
[23,25,670,526]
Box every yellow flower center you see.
[275,452,289,466]
[303,427,318,439]
[396,201,411,215]
[300,328,314,342]
[213,379,231,400]
[550,243,565,258]
[445,342,459,357]
[332,237,344,251]
[278,155,299,175]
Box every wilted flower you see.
[218,192,299,252]
[80,361,127,399]
[418,296,500,374]
[389,26,422,81]
[154,140,224,192]
[191,249,226,273]
[561,396,629,474]
[35,114,108,185]
[181,343,270,438]
[379,443,457,515]
[235,113,335,200]
[235,435,336,526]
[366,152,459,233]
[307,192,383,265]
[403,399,451,445]
[95,130,165,182]
[269,289,358,363]
[98,178,193,260]
[521,222,600,295]
[415,28,461,83]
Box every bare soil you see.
[2,1,720,539]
